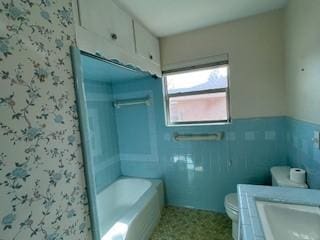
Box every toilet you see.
[224,166,308,240]
[224,193,238,239]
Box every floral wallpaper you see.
[0,0,91,239]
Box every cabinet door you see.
[134,20,160,65]
[77,0,135,54]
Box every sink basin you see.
[256,200,320,240]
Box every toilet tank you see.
[270,166,308,188]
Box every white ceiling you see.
[116,0,288,37]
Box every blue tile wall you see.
[82,71,320,212]
[112,77,288,212]
[83,81,121,192]
[286,117,320,189]
[112,84,161,178]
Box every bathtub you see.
[97,177,164,240]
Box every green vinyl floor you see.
[150,206,233,240]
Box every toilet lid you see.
[225,193,238,211]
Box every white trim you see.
[162,53,228,73]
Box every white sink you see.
[256,200,320,240]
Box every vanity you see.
[237,184,320,240]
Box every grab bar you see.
[174,132,224,141]
[113,96,151,109]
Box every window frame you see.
[162,62,231,127]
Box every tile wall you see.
[83,81,121,192]
[112,77,288,212]
[286,118,320,189]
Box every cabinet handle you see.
[149,54,153,60]
[111,33,117,40]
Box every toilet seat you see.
[225,193,239,212]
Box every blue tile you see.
[84,72,320,213]
[250,216,264,237]
[238,184,320,239]
[83,81,121,191]
[112,78,289,212]
[286,117,320,188]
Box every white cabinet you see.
[74,0,161,76]
[77,0,135,54]
[133,20,160,66]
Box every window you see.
[163,64,230,126]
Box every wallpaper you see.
[0,0,91,239]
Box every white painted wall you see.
[160,10,285,119]
[284,0,320,124]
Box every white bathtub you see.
[97,177,164,240]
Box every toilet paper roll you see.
[290,168,306,184]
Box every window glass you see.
[164,64,230,125]
[167,66,228,94]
